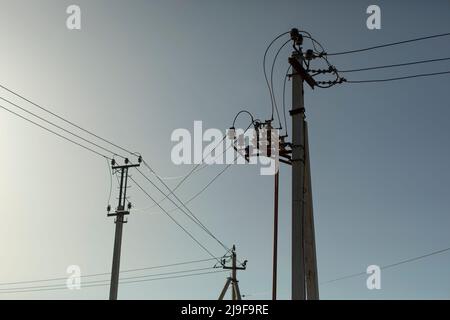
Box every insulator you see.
[290,28,303,46]
[138,156,142,163]
[111,159,116,166]
[125,158,129,164]
[107,205,111,212]
[127,202,132,210]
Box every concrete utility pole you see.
[108,158,140,300]
[288,28,319,300]
[218,245,247,300]
[272,169,279,300]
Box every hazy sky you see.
[0,0,449,299]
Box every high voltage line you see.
[323,32,450,56]
[0,258,219,287]
[0,270,227,295]
[144,120,254,212]
[0,82,244,269]
[0,83,136,158]
[0,267,220,292]
[345,71,450,84]
[338,57,450,73]
[130,176,222,264]
[321,246,450,285]
[137,166,229,251]
[0,95,123,159]
[0,103,110,159]
[2,28,450,299]
[263,31,290,122]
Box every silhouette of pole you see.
[288,28,319,300]
[108,159,140,300]
[218,245,246,300]
[290,49,307,300]
[272,170,279,300]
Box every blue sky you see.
[0,0,449,299]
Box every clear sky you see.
[0,0,449,300]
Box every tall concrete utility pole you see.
[272,169,279,300]
[108,158,140,300]
[288,28,319,300]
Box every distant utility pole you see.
[107,158,140,300]
[288,28,319,300]
[218,245,247,300]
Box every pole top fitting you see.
[290,28,303,46]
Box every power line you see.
[321,246,450,285]
[0,103,110,159]
[0,257,218,287]
[0,83,137,158]
[135,164,234,216]
[338,57,450,73]
[0,95,125,159]
[146,136,228,210]
[325,32,450,56]
[345,70,450,83]
[145,120,254,211]
[0,270,227,295]
[185,164,233,204]
[270,39,291,129]
[0,266,219,292]
[130,176,223,264]
[263,31,290,121]
[137,165,229,251]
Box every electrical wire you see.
[0,266,219,292]
[0,103,110,160]
[130,176,222,264]
[0,257,219,287]
[321,246,450,285]
[0,95,127,159]
[146,117,255,211]
[0,270,227,295]
[136,120,256,251]
[338,57,450,73]
[325,32,450,56]
[137,165,229,252]
[270,39,291,129]
[0,83,137,158]
[345,70,450,83]
[263,31,290,121]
